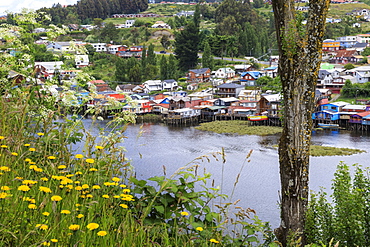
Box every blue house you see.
[312,102,349,121]
[240,71,262,86]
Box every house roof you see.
[351,111,370,117]
[262,93,282,102]
[334,50,357,58]
[189,68,210,74]
[216,97,239,102]
[240,71,261,79]
[90,80,106,84]
[217,83,244,89]
[163,79,177,83]
[343,104,366,110]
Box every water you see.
[83,119,370,228]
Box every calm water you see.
[83,120,370,228]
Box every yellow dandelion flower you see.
[75,186,82,191]
[81,184,89,189]
[51,195,62,201]
[39,186,52,193]
[102,194,109,199]
[180,211,189,216]
[97,231,107,236]
[58,165,66,169]
[29,161,36,165]
[92,185,101,189]
[18,185,30,192]
[41,177,49,182]
[0,166,11,172]
[74,181,80,184]
[75,154,83,159]
[66,185,73,189]
[122,189,130,193]
[196,227,204,231]
[15,177,23,180]
[29,165,37,170]
[210,239,220,243]
[120,184,127,188]
[42,212,50,216]
[24,158,32,162]
[61,210,71,214]
[1,186,10,190]
[34,167,43,172]
[95,146,104,150]
[87,223,99,230]
[47,156,56,160]
[1,145,8,148]
[37,132,44,136]
[22,180,37,185]
[39,224,49,230]
[24,143,31,147]
[89,168,98,172]
[86,194,93,198]
[42,242,50,246]
[50,239,58,243]
[29,148,36,152]
[0,136,4,140]
[28,204,37,209]
[85,158,94,164]
[77,214,84,218]
[113,195,120,198]
[0,192,9,199]
[11,152,18,156]
[75,171,82,175]
[112,177,120,182]
[69,224,80,231]
[66,174,74,177]
[119,203,128,209]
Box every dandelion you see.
[85,158,94,164]
[112,177,120,182]
[51,195,62,201]
[119,204,128,209]
[113,195,120,198]
[210,239,220,244]
[95,146,104,150]
[75,171,82,175]
[0,192,9,199]
[41,177,49,182]
[39,186,52,193]
[77,214,84,218]
[86,194,93,198]
[1,186,10,190]
[28,204,37,209]
[87,223,99,230]
[50,239,58,243]
[69,224,80,231]
[42,242,50,246]
[22,180,37,185]
[34,167,43,172]
[29,148,36,152]
[29,165,37,170]
[97,231,107,236]
[24,158,32,162]
[81,184,89,189]
[196,227,204,231]
[1,145,8,148]
[122,189,130,193]
[47,156,56,160]
[24,143,30,147]
[37,133,44,136]
[75,154,83,159]
[58,165,66,169]
[89,168,98,172]
[102,194,109,199]
[0,166,11,172]
[75,186,82,191]
[180,211,189,216]
[11,152,18,156]
[61,210,71,214]
[42,212,50,216]
[120,184,127,188]
[92,185,101,189]
[18,185,30,192]
[37,224,49,230]
[0,136,4,140]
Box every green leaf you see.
[246,236,257,242]
[155,205,164,214]
[130,177,147,187]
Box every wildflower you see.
[77,214,84,218]
[113,195,120,198]
[85,158,94,164]
[86,194,93,198]
[29,148,36,152]
[28,204,37,209]
[11,152,18,156]
[39,186,52,193]
[119,204,128,209]
[0,192,9,199]
[66,174,74,177]
[0,136,4,140]
[75,186,82,191]
[58,165,66,169]
[75,171,82,175]
[42,212,50,216]
[0,166,11,172]
[42,242,50,246]
[121,194,135,201]
[92,185,101,189]
[180,211,189,216]
[37,132,44,136]
[210,239,220,244]
[69,224,80,231]
[75,154,83,159]
[102,194,109,199]
[1,145,8,148]
[15,177,23,180]
[22,180,37,185]
[51,239,58,243]
[41,177,49,182]
[95,146,104,150]
[24,158,32,162]
[24,143,30,147]
[120,184,127,188]
[97,231,107,236]
[37,224,49,230]
[87,223,99,230]
[81,184,89,189]
[51,195,62,202]
[18,185,30,192]
[1,186,10,190]
[47,156,56,160]
[196,227,204,231]
[61,210,71,214]
[122,189,130,193]
[34,167,43,172]
[29,165,37,170]
[89,168,98,172]
[112,177,120,182]
[104,182,116,186]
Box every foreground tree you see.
[271,0,330,245]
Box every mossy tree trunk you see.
[271,0,330,245]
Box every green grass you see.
[328,3,370,18]
[310,145,365,156]
[195,120,282,136]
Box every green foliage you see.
[343,63,355,70]
[306,162,370,246]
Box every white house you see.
[162,79,178,91]
[143,80,163,93]
[214,68,235,79]
[75,55,89,68]
[90,43,107,52]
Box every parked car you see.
[159,50,166,54]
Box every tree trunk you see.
[271,0,330,245]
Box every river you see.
[83,119,370,229]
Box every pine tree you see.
[174,21,199,71]
[202,41,214,70]
[160,56,168,81]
